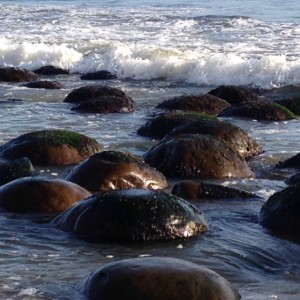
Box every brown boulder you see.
[65,150,168,193]
[23,80,64,89]
[33,65,69,75]
[0,177,91,213]
[0,67,39,82]
[80,70,117,80]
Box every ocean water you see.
[0,0,300,299]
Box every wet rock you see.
[172,180,258,200]
[0,157,35,186]
[208,85,260,105]
[23,80,64,89]
[164,118,263,158]
[219,100,296,121]
[0,177,91,213]
[0,67,39,82]
[80,70,117,80]
[64,85,130,104]
[33,65,69,75]
[137,111,218,139]
[76,257,240,300]
[53,189,208,241]
[276,152,300,169]
[156,94,230,115]
[285,172,300,185]
[65,150,168,193]
[71,96,134,113]
[143,134,254,179]
[259,184,300,235]
[0,129,101,166]
[276,97,300,115]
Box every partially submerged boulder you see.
[76,257,240,300]
[285,172,300,185]
[65,150,168,193]
[276,97,300,115]
[276,152,300,169]
[53,189,208,241]
[0,177,91,213]
[157,94,230,115]
[80,70,117,80]
[0,67,39,82]
[143,134,254,179]
[164,118,263,158]
[172,180,258,200]
[138,111,217,139]
[33,65,69,75]
[23,80,64,89]
[0,129,101,166]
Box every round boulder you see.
[208,85,260,105]
[219,100,296,121]
[0,67,39,82]
[65,150,168,193]
[156,94,230,115]
[138,111,218,140]
[172,180,258,200]
[80,70,117,80]
[23,80,64,89]
[0,177,91,213]
[53,189,208,241]
[0,129,102,166]
[164,118,263,158]
[76,257,240,300]
[33,65,69,75]
[259,184,300,235]
[143,134,254,179]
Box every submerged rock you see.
[80,70,117,80]
[172,180,259,200]
[0,129,102,166]
[53,189,208,241]
[33,65,69,75]
[164,118,263,158]
[76,257,240,300]
[23,80,64,89]
[143,134,254,179]
[259,184,300,235]
[0,67,39,82]
[0,177,91,213]
[65,150,168,193]
[138,111,217,139]
[157,94,230,115]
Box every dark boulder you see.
[23,80,64,89]
[53,189,208,241]
[137,111,218,140]
[80,70,117,80]
[164,118,263,158]
[33,65,69,75]
[71,96,134,113]
[143,134,254,179]
[259,184,300,235]
[208,85,260,105]
[285,172,300,185]
[276,152,300,169]
[275,97,300,115]
[0,177,91,213]
[0,129,101,166]
[65,150,168,193]
[0,67,39,82]
[172,180,258,200]
[219,100,296,121]
[76,257,240,300]
[156,94,230,115]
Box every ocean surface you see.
[0,0,300,299]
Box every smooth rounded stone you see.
[172,180,258,200]
[0,177,91,213]
[156,94,230,115]
[0,157,35,186]
[0,66,39,82]
[275,97,300,115]
[259,184,300,235]
[76,257,240,300]
[33,65,69,75]
[53,189,208,241]
[80,70,117,80]
[164,119,263,158]
[208,85,260,105]
[285,172,300,185]
[65,151,168,193]
[0,129,102,166]
[23,80,64,89]
[143,134,254,179]
[219,100,296,121]
[276,152,300,169]
[64,85,130,104]
[71,96,134,113]
[137,111,218,140]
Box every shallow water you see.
[0,0,300,299]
